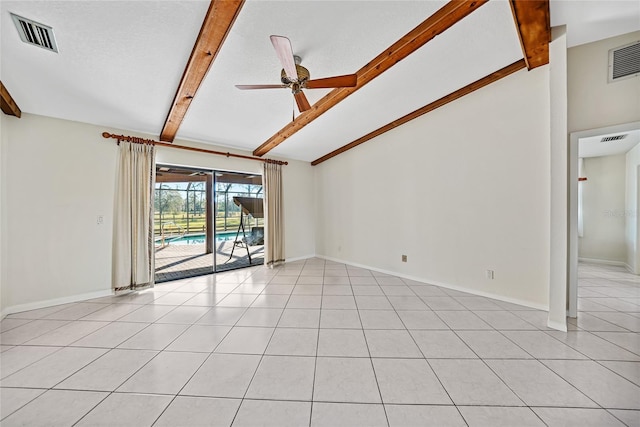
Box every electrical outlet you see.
[485,269,494,279]
[402,255,407,262]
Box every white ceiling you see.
[550,0,640,48]
[579,129,640,158]
[1,1,638,163]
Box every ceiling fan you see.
[236,35,357,113]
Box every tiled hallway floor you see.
[1,259,638,426]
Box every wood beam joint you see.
[160,0,245,142]
[509,0,550,70]
[253,0,488,157]
[0,81,22,118]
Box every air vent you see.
[609,41,639,83]
[10,13,58,53]
[601,134,628,142]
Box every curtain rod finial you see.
[102,132,112,138]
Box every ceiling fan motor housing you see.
[281,64,310,84]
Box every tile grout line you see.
[151,263,276,426]
[309,257,327,427]
[380,275,469,426]
[353,270,393,427]
[227,263,301,426]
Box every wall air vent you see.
[10,13,58,53]
[601,134,628,143]
[609,41,639,83]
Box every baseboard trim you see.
[317,255,548,311]
[286,254,316,263]
[578,257,627,267]
[547,319,568,332]
[1,289,113,319]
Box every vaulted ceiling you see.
[1,1,638,163]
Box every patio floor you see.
[154,241,264,282]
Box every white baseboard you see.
[1,289,113,319]
[578,257,627,267]
[317,255,548,311]
[286,254,316,263]
[547,319,568,332]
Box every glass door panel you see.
[154,166,214,282]
[214,171,264,272]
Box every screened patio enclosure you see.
[154,166,264,282]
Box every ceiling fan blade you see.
[305,74,358,89]
[294,91,311,113]
[236,84,287,90]
[270,35,298,81]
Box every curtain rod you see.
[101,132,288,166]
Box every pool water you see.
[159,232,238,245]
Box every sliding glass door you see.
[154,166,214,282]
[153,165,263,282]
[214,171,264,272]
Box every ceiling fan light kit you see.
[236,35,357,113]
[281,64,310,85]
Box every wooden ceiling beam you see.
[509,0,550,70]
[311,59,527,166]
[160,0,244,142]
[253,0,488,157]
[0,81,22,118]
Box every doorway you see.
[569,122,640,317]
[153,165,264,282]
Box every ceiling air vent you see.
[10,13,58,53]
[609,41,639,83]
[601,134,628,143]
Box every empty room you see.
[1,0,639,426]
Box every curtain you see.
[578,157,585,238]
[113,141,156,290]
[263,162,284,267]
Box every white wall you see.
[568,31,640,134]
[579,155,627,263]
[315,66,551,308]
[2,114,117,313]
[1,114,8,313]
[548,25,568,330]
[1,113,315,314]
[626,144,640,272]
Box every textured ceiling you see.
[1,1,209,135]
[1,1,638,162]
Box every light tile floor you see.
[1,260,639,426]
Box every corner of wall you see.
[548,24,569,331]
[0,114,9,316]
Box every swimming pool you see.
[159,231,238,245]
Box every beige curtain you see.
[263,162,284,266]
[113,141,156,290]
